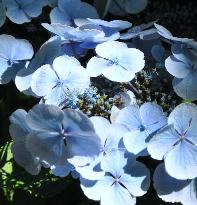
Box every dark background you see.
[0,0,196,204]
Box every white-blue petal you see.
[147,125,179,160]
[31,64,57,97]
[165,140,197,180]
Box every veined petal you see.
[168,103,197,135]
[90,116,111,146]
[101,182,136,205]
[31,64,57,97]
[80,176,113,201]
[101,150,127,177]
[26,131,67,166]
[26,104,64,132]
[124,130,148,156]
[165,140,197,180]
[173,73,197,101]
[165,55,190,79]
[95,41,127,60]
[118,48,145,73]
[102,64,135,82]
[11,141,41,175]
[86,57,107,77]
[115,105,141,130]
[147,125,179,160]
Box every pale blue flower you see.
[80,150,150,205]
[30,55,90,106]
[148,103,197,180]
[165,43,197,100]
[5,0,47,24]
[25,104,101,167]
[116,102,167,156]
[76,116,129,180]
[0,34,34,84]
[86,41,145,82]
[15,36,61,94]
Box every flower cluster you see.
[1,0,197,205]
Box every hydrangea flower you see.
[42,23,105,42]
[74,18,132,48]
[80,150,150,205]
[165,43,197,100]
[15,36,61,94]
[76,116,129,180]
[25,104,101,167]
[115,103,167,156]
[50,0,98,25]
[0,34,34,84]
[30,55,90,106]
[42,23,105,55]
[5,0,47,24]
[86,41,145,82]
[9,107,84,177]
[153,163,197,205]
[148,103,197,180]
[9,109,42,175]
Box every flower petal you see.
[165,140,197,180]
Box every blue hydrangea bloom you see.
[50,0,98,25]
[109,0,148,15]
[148,103,197,180]
[42,23,105,42]
[5,0,47,24]
[42,23,106,54]
[0,34,34,84]
[80,150,150,205]
[15,36,61,94]
[9,107,84,176]
[153,163,197,205]
[115,102,167,156]
[76,116,129,180]
[9,109,42,175]
[25,104,101,167]
[30,55,90,106]
[165,43,197,100]
[86,41,145,82]
[74,18,131,49]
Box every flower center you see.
[107,58,119,66]
[139,124,146,132]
